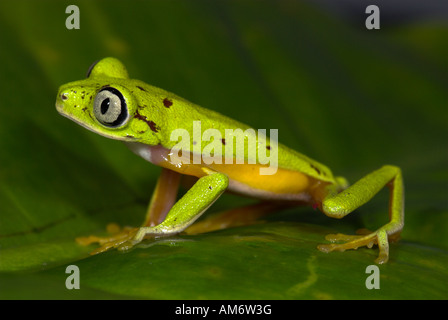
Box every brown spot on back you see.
[147,121,159,133]
[163,98,173,108]
[135,110,160,133]
[136,86,147,92]
[310,164,321,175]
[266,145,271,150]
[221,139,226,145]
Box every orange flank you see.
[208,162,310,195]
[153,146,326,201]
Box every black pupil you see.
[101,98,110,115]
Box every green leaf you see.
[0,0,447,299]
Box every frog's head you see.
[56,57,159,145]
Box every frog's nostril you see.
[61,92,69,101]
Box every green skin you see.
[56,57,404,264]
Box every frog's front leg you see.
[77,168,182,254]
[79,169,228,254]
[131,170,229,242]
[317,165,404,264]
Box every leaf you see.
[0,0,447,299]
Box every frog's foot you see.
[317,227,400,264]
[76,223,143,255]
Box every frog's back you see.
[173,101,333,182]
[134,81,335,183]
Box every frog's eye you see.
[93,87,129,128]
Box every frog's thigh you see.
[135,172,229,240]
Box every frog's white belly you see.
[226,178,311,202]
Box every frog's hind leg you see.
[143,168,181,226]
[184,201,293,235]
[317,165,404,264]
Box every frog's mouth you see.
[55,100,64,114]
[56,100,88,129]
[56,101,131,142]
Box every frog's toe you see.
[76,235,103,246]
[323,233,366,243]
[317,236,374,253]
[375,250,389,264]
[318,230,387,262]
[76,225,140,255]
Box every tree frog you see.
[55,57,404,264]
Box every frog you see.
[55,57,404,264]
